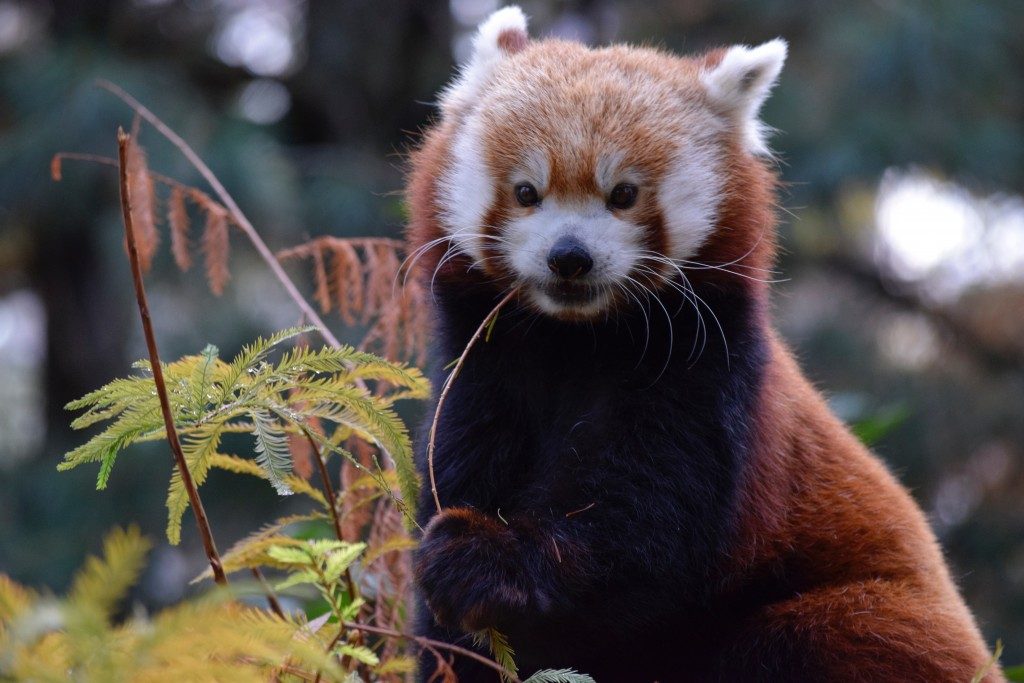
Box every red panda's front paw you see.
[414,507,530,631]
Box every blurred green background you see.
[1,0,1022,661]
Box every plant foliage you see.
[59,327,428,544]
[0,526,358,682]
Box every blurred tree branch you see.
[821,255,1023,374]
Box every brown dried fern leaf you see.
[197,194,230,296]
[277,236,427,362]
[362,275,429,366]
[167,186,192,271]
[312,245,331,314]
[340,436,378,541]
[124,138,160,272]
[426,649,458,683]
[365,241,400,318]
[369,499,413,638]
[330,240,364,325]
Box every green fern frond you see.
[276,345,428,393]
[473,628,518,682]
[250,409,293,494]
[60,405,159,479]
[65,375,150,413]
[273,569,320,592]
[199,534,307,583]
[206,454,326,507]
[166,428,222,545]
[220,326,314,397]
[64,329,427,540]
[336,643,379,667]
[193,513,324,582]
[265,545,313,565]
[522,670,598,683]
[186,344,222,415]
[207,452,265,478]
[321,542,366,583]
[287,387,418,513]
[304,431,416,527]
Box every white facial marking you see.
[701,38,787,156]
[659,128,724,261]
[438,111,492,263]
[595,150,643,194]
[515,148,549,190]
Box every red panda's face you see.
[431,7,785,319]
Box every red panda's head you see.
[408,6,786,320]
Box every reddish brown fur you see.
[496,27,528,54]
[406,34,1001,682]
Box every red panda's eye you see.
[514,182,540,207]
[608,183,638,210]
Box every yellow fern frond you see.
[364,534,417,566]
[68,526,151,620]
[0,574,35,622]
[208,454,327,508]
[166,428,222,545]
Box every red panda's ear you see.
[440,6,530,114]
[701,39,787,156]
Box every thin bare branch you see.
[117,128,226,586]
[341,620,521,683]
[250,566,285,619]
[427,289,519,513]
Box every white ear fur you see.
[441,6,529,113]
[701,39,787,156]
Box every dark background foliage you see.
[0,0,1022,660]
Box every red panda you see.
[406,7,1001,682]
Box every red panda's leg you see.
[413,507,587,633]
[716,578,1001,682]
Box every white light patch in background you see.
[450,0,499,64]
[877,312,939,370]
[0,1,47,54]
[874,169,1024,301]
[213,1,305,77]
[932,441,1012,532]
[450,0,499,26]
[237,78,291,125]
[0,290,46,466]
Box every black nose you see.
[547,236,593,279]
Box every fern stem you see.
[249,566,285,618]
[117,129,227,586]
[303,429,371,680]
[341,620,522,683]
[304,430,361,600]
[427,288,519,513]
[307,431,345,543]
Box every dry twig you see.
[426,289,519,513]
[341,621,521,683]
